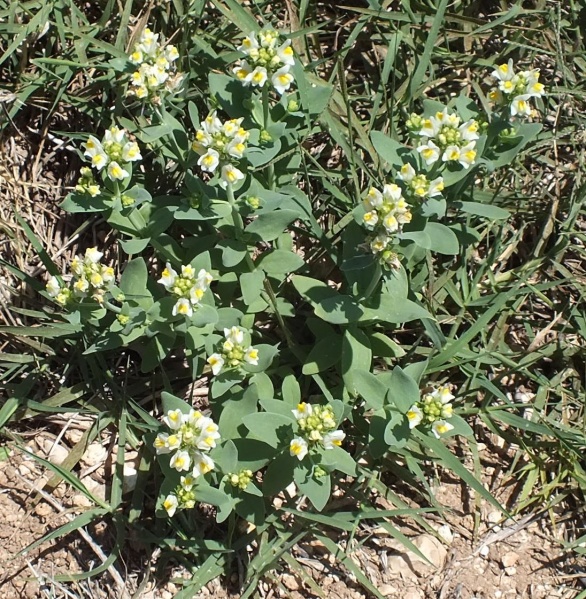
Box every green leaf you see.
[423,222,460,255]
[319,446,357,476]
[351,370,386,410]
[370,131,410,168]
[257,249,304,275]
[364,293,432,324]
[211,370,245,398]
[259,399,297,420]
[219,239,248,267]
[282,375,301,405]
[263,452,297,495]
[341,326,372,395]
[296,470,331,511]
[245,210,300,241]
[242,413,295,448]
[385,366,419,412]
[218,385,258,439]
[455,201,510,220]
[383,411,410,448]
[302,335,342,375]
[240,270,265,306]
[212,440,239,473]
[292,275,364,324]
[120,258,149,296]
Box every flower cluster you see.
[289,403,345,461]
[207,327,259,376]
[83,126,141,182]
[75,167,100,198]
[232,29,295,95]
[154,408,221,516]
[488,59,545,118]
[192,111,250,189]
[127,28,182,101]
[228,469,254,491]
[46,247,115,306]
[397,163,444,202]
[407,385,455,438]
[158,263,213,317]
[362,183,412,268]
[407,109,479,169]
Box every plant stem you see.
[261,85,275,190]
[228,184,296,351]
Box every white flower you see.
[83,135,103,158]
[233,61,253,84]
[417,140,440,166]
[122,141,142,162]
[104,126,125,144]
[419,117,439,138]
[191,452,215,476]
[382,213,399,233]
[73,273,89,297]
[510,94,532,117]
[363,187,384,210]
[224,326,244,345]
[276,40,295,66]
[442,145,461,163]
[220,164,245,188]
[167,433,182,451]
[163,409,184,430]
[153,433,171,454]
[459,120,480,142]
[91,151,108,171]
[196,418,221,450]
[202,111,222,135]
[158,263,178,290]
[207,353,224,376]
[46,276,61,297]
[290,437,308,460]
[226,139,247,159]
[458,142,477,169]
[292,402,313,420]
[197,149,220,173]
[85,247,103,263]
[382,183,402,202]
[189,285,205,305]
[434,386,455,404]
[363,211,378,229]
[271,66,294,94]
[244,347,259,366]
[499,78,517,95]
[323,430,345,449]
[170,450,191,472]
[406,405,423,429]
[173,298,193,317]
[432,420,454,438]
[428,177,445,197]
[491,58,515,82]
[370,234,390,253]
[180,475,195,490]
[162,494,178,517]
[107,161,129,181]
[249,66,268,87]
[197,269,213,287]
[238,33,259,54]
[398,163,416,182]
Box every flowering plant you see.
[37,14,548,579]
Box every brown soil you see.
[0,435,582,599]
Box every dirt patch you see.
[0,436,582,599]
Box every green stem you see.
[261,85,275,190]
[104,299,122,314]
[228,183,296,351]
